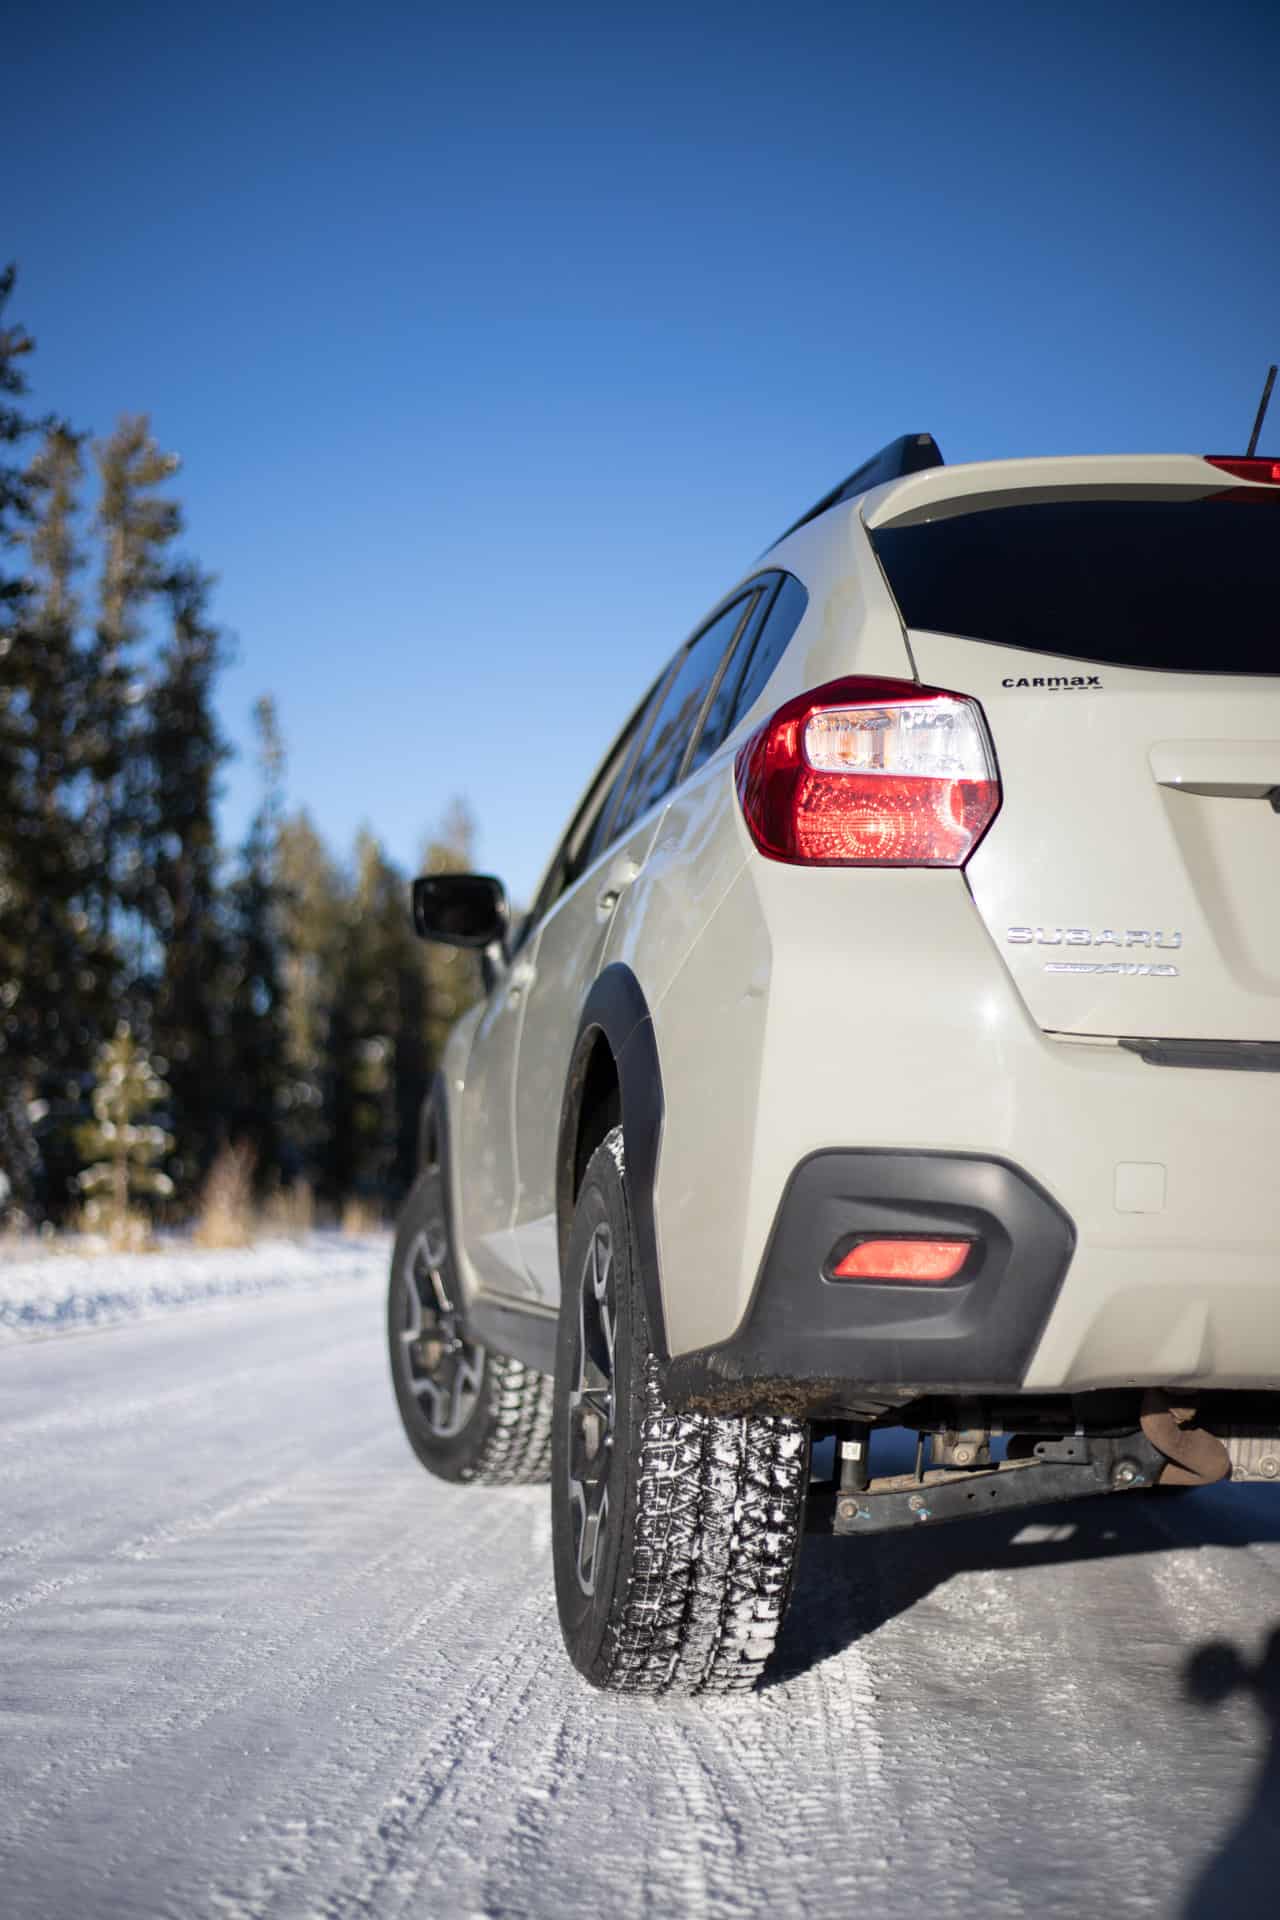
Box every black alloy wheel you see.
[387,1157,556,1486]
[564,1219,617,1595]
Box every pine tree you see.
[75,1023,174,1246]
[84,416,180,963]
[0,265,36,625]
[14,423,112,1217]
[368,830,426,1203]
[224,697,288,1185]
[0,265,41,1223]
[326,833,392,1207]
[146,564,229,1196]
[277,807,345,1187]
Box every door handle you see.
[597,858,640,921]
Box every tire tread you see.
[583,1128,807,1695]
[465,1354,556,1486]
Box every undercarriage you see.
[805,1390,1280,1537]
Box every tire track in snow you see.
[0,1332,378,1452]
[0,1364,373,1611]
[186,1481,559,1920]
[198,1512,530,1919]
[0,1285,414,1869]
[315,1562,564,1920]
[0,1437,405,1851]
[6,1269,1280,1919]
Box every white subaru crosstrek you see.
[388,434,1280,1696]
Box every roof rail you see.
[771,432,944,546]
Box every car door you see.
[456,693,656,1300]
[454,953,536,1298]
[511,591,761,1303]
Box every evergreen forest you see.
[0,266,478,1234]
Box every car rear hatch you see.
[865,457,1280,1044]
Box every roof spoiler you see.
[770,432,944,547]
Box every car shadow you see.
[1180,1626,1280,1918]
[768,1455,1280,1689]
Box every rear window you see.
[870,496,1280,675]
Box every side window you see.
[570,664,674,878]
[513,690,654,946]
[722,573,810,736]
[686,585,769,773]
[607,600,751,844]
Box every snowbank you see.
[0,1231,389,1341]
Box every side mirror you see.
[411,873,509,950]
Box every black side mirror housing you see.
[411,873,509,950]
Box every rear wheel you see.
[388,1165,554,1485]
[551,1127,808,1694]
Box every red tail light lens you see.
[830,1238,972,1283]
[1204,456,1280,484]
[735,676,1000,866]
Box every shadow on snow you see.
[770,1449,1280,1915]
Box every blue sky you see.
[8,0,1279,902]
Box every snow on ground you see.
[0,1231,389,1341]
[2,1263,1280,1918]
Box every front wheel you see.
[551,1128,808,1694]
[388,1166,554,1485]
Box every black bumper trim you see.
[1119,1037,1280,1072]
[663,1149,1075,1416]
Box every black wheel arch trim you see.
[418,976,669,1380]
[556,963,669,1361]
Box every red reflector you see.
[735,677,1000,867]
[1204,455,1280,485]
[831,1239,971,1283]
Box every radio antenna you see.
[1245,364,1276,456]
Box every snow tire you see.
[388,1165,554,1486]
[552,1127,808,1695]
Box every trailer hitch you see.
[808,1431,1170,1537]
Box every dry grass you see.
[340,1194,383,1236]
[259,1178,316,1240]
[193,1142,257,1249]
[72,1202,155,1252]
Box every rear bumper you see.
[651,862,1280,1399]
[664,1149,1074,1416]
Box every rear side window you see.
[608,600,750,842]
[515,694,651,943]
[721,573,810,730]
[684,590,762,774]
[570,667,672,878]
[870,496,1280,675]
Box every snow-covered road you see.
[3,1258,1279,1919]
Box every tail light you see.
[735,676,1000,866]
[1204,456,1280,484]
